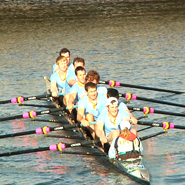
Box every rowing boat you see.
[44,76,150,185]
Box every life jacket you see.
[114,132,142,160]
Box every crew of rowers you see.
[50,48,143,160]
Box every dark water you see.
[0,0,185,184]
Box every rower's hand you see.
[100,136,108,145]
[67,104,74,113]
[130,117,138,125]
[81,119,90,127]
[52,91,59,97]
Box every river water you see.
[0,0,185,184]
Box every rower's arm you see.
[77,108,85,122]
[95,122,107,144]
[125,109,138,124]
[51,82,59,97]
[77,108,89,126]
[68,79,77,86]
[67,92,77,112]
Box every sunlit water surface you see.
[0,0,185,185]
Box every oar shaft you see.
[120,93,185,108]
[140,131,166,141]
[0,140,100,157]
[127,106,185,117]
[0,124,80,139]
[0,100,11,104]
[0,93,51,105]
[0,130,35,138]
[0,122,96,139]
[99,80,184,94]
[138,120,185,130]
[136,96,185,108]
[0,147,49,157]
[0,107,65,122]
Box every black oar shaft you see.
[0,100,11,104]
[0,94,51,105]
[138,121,163,127]
[127,106,185,117]
[0,147,49,157]
[99,80,184,94]
[0,124,80,139]
[0,140,100,157]
[0,130,35,138]
[19,104,55,108]
[138,120,185,130]
[136,96,185,108]
[0,107,65,122]
[140,131,166,141]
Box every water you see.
[0,0,185,184]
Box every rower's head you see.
[73,57,85,69]
[107,88,119,100]
[75,66,86,84]
[107,97,119,116]
[85,82,97,100]
[59,48,71,65]
[56,56,68,72]
[85,70,100,84]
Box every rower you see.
[98,88,138,125]
[95,97,137,153]
[67,66,86,112]
[53,48,71,73]
[50,56,68,106]
[108,121,143,160]
[63,57,85,106]
[77,82,107,138]
[85,70,107,97]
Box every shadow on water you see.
[0,0,185,20]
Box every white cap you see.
[107,97,118,106]
[120,120,131,130]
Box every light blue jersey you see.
[78,94,107,120]
[70,82,86,102]
[97,85,107,97]
[97,110,126,137]
[53,63,58,73]
[65,67,76,94]
[98,101,130,118]
[50,71,66,93]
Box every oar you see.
[0,122,96,139]
[140,131,167,141]
[0,105,78,122]
[127,106,185,117]
[120,93,185,108]
[99,80,184,94]
[137,120,185,130]
[0,93,52,105]
[0,139,101,157]
[19,104,55,108]
[0,92,65,105]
